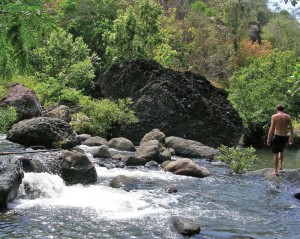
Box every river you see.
[0,135,300,239]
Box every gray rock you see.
[107,137,135,151]
[161,160,171,169]
[165,136,219,159]
[160,148,172,162]
[7,117,78,149]
[121,155,146,166]
[171,216,201,236]
[135,140,161,163]
[111,154,146,166]
[93,145,112,158]
[76,134,92,142]
[82,136,108,146]
[166,186,178,193]
[0,83,42,120]
[43,105,71,122]
[54,150,97,185]
[140,129,166,144]
[109,175,142,191]
[164,158,210,178]
[145,160,160,168]
[0,160,24,209]
[18,157,48,173]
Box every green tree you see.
[104,0,167,64]
[59,0,120,71]
[262,11,300,56]
[186,9,233,84]
[30,29,97,95]
[227,50,300,131]
[0,0,54,79]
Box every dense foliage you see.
[228,50,300,129]
[0,0,54,78]
[30,29,97,95]
[0,106,17,133]
[71,97,138,136]
[1,0,300,142]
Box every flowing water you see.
[1,135,300,239]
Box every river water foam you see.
[1,135,300,238]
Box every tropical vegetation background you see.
[1,0,300,146]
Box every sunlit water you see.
[1,135,300,239]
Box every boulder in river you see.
[171,216,201,236]
[99,59,242,147]
[7,117,78,149]
[135,140,161,163]
[0,159,24,209]
[109,175,143,192]
[107,137,136,152]
[164,158,210,178]
[56,150,97,185]
[164,136,219,159]
[93,145,112,158]
[82,136,108,147]
[140,128,166,144]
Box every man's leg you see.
[273,153,279,175]
[278,152,283,170]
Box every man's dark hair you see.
[276,104,284,111]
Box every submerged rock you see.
[171,216,201,236]
[109,175,143,191]
[99,59,242,147]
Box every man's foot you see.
[279,167,283,170]
[272,171,279,176]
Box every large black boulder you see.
[99,60,242,147]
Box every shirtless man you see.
[267,105,293,175]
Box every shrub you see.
[0,106,17,133]
[71,97,138,136]
[215,145,258,174]
[0,85,7,102]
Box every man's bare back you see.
[267,105,293,175]
[267,111,293,144]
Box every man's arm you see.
[267,116,275,145]
[288,117,294,145]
